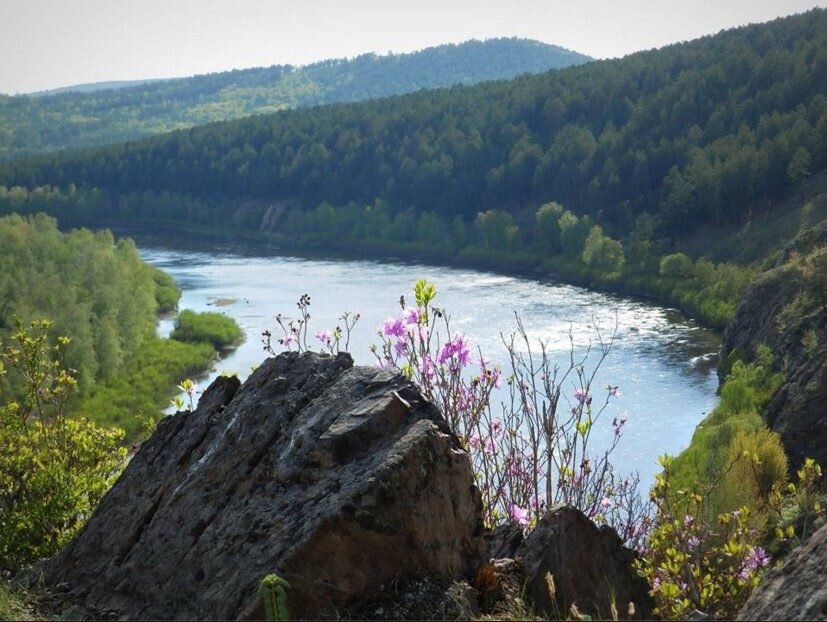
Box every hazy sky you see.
[0,0,823,94]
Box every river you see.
[134,234,720,488]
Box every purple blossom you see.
[281,333,295,350]
[508,504,530,526]
[403,307,422,325]
[609,385,621,398]
[687,535,700,549]
[393,340,408,357]
[437,333,471,368]
[382,317,406,338]
[740,547,771,580]
[419,354,436,380]
[574,387,588,403]
[491,419,503,435]
[315,329,333,346]
[600,497,613,509]
[506,456,522,477]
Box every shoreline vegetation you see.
[0,213,243,443]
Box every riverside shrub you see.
[636,457,772,620]
[0,321,126,572]
[170,309,244,349]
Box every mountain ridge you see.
[0,37,591,160]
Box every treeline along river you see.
[132,231,720,488]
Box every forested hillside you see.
[0,38,590,159]
[1,10,825,328]
[1,10,823,243]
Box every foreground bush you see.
[669,345,786,523]
[170,309,244,349]
[0,321,126,572]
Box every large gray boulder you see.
[737,522,827,621]
[42,352,484,619]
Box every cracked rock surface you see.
[41,352,484,620]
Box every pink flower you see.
[382,317,406,338]
[315,329,333,346]
[508,503,530,526]
[419,355,436,380]
[393,340,408,356]
[740,547,771,580]
[600,497,613,509]
[280,333,295,350]
[403,307,422,325]
[574,387,588,403]
[437,333,471,368]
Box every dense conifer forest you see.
[1,10,823,243]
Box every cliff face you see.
[42,352,485,620]
[720,227,827,471]
[737,521,827,621]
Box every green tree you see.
[534,201,564,256]
[0,321,126,571]
[787,146,811,188]
[475,209,516,251]
[558,210,593,260]
[581,225,625,273]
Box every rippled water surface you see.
[135,235,720,486]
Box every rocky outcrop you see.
[737,522,827,621]
[515,506,652,620]
[472,507,651,620]
[41,352,484,620]
[721,237,827,471]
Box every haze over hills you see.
[28,79,167,97]
[0,38,591,160]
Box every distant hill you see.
[28,79,166,97]
[0,38,591,160]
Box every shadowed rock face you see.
[737,522,827,621]
[720,247,827,472]
[43,352,484,620]
[516,506,653,620]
